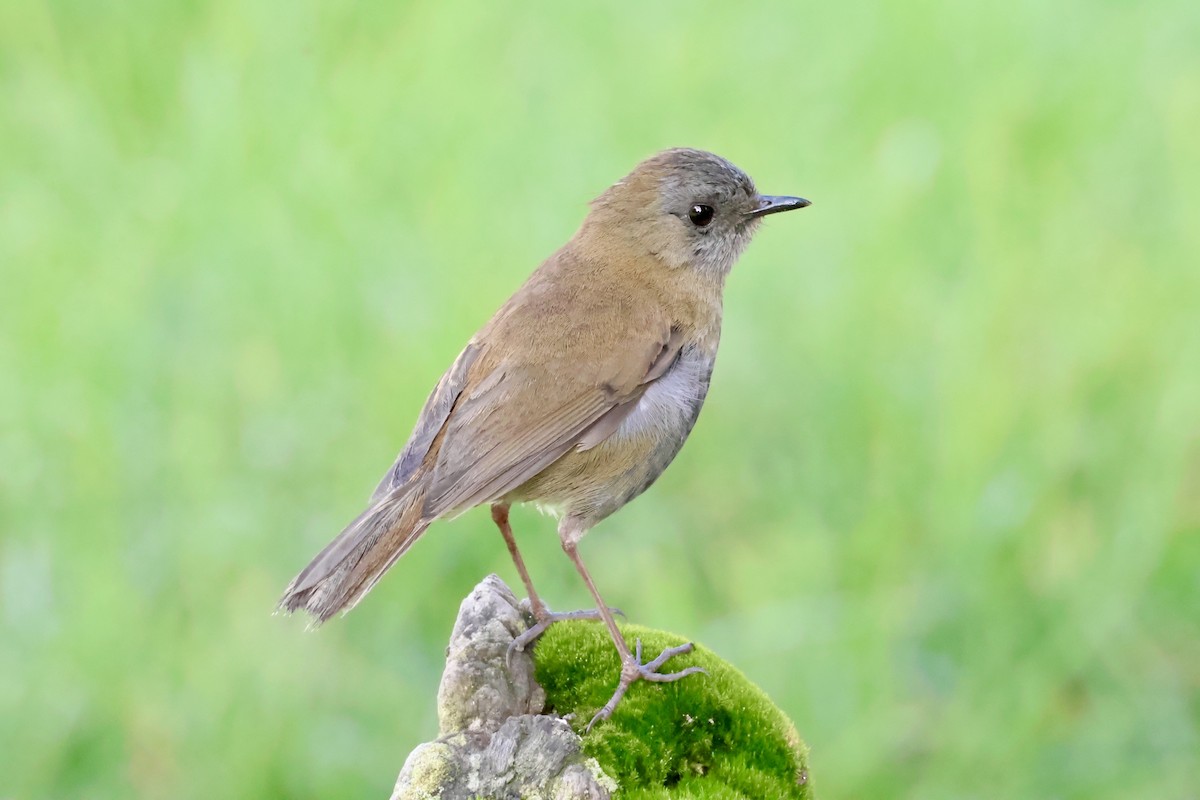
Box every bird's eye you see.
[688,204,715,227]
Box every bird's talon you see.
[508,605,611,665]
[643,641,694,672]
[585,640,705,731]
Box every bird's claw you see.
[506,606,620,670]
[585,638,707,731]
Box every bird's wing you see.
[285,344,481,594]
[414,280,685,518]
[370,343,481,502]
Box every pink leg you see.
[559,520,706,731]
[491,504,617,661]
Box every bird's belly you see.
[512,346,715,522]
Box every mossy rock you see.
[533,622,813,799]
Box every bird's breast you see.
[614,343,715,445]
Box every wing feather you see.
[370,343,480,501]
[423,384,611,515]
[419,324,683,518]
[377,253,691,522]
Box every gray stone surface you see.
[391,575,616,800]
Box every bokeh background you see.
[3,1,1198,797]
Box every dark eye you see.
[688,204,715,227]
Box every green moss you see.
[534,622,813,799]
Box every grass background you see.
[2,1,1198,797]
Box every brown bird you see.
[279,148,809,727]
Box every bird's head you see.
[583,148,809,277]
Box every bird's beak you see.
[747,195,811,218]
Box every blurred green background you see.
[2,1,1198,797]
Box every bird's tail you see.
[278,481,430,624]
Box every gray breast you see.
[606,343,715,511]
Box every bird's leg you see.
[492,503,548,618]
[491,503,616,660]
[559,522,707,732]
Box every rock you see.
[392,574,814,799]
[391,575,614,800]
[435,574,545,734]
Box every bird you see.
[278,147,809,728]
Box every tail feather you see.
[279,481,430,624]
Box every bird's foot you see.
[585,639,707,731]
[507,605,623,668]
